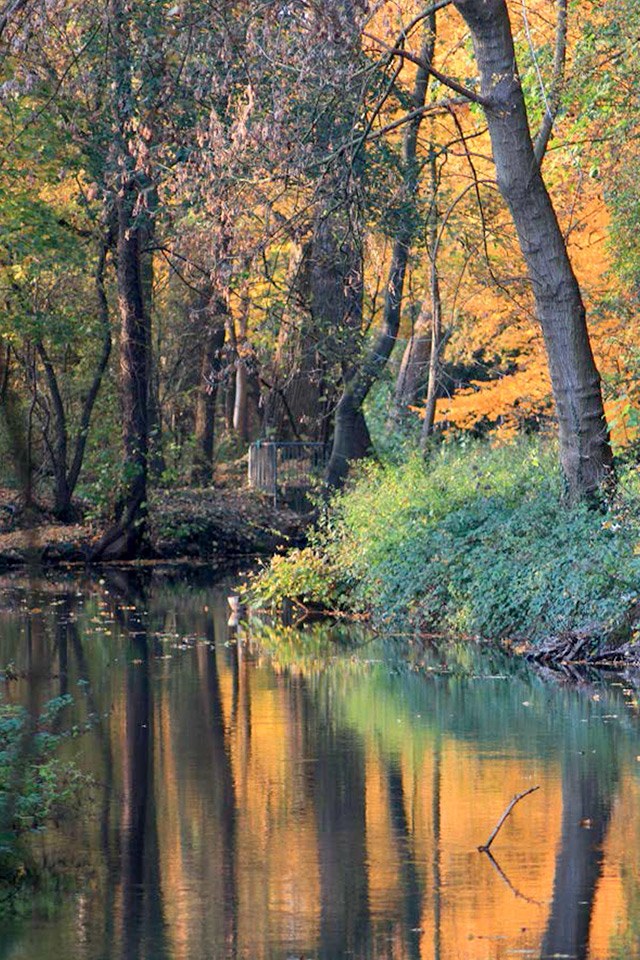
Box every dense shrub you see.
[254,440,640,646]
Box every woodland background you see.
[0,0,636,558]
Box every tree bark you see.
[453,0,613,502]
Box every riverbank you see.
[250,440,640,665]
[0,485,307,569]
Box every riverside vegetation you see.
[251,439,640,661]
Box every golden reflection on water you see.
[0,571,638,959]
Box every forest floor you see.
[0,479,308,568]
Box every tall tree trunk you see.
[262,237,329,443]
[326,17,435,487]
[35,340,70,518]
[392,306,432,422]
[139,194,165,481]
[34,242,112,520]
[192,297,226,486]
[98,198,149,558]
[92,0,150,559]
[421,153,444,446]
[232,271,251,443]
[453,0,613,502]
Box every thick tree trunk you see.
[262,237,332,443]
[454,0,613,502]
[192,299,226,486]
[326,18,435,487]
[326,394,373,488]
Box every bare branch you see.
[364,31,490,107]
[478,785,540,852]
[533,0,568,164]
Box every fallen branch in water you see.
[478,785,540,852]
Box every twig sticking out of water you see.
[477,785,540,852]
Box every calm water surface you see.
[0,567,639,960]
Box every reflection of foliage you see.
[0,695,94,885]
[256,624,629,783]
[246,615,371,669]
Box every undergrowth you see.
[251,440,640,647]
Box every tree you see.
[452,0,613,502]
[326,14,437,486]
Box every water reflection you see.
[0,568,637,959]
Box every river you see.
[0,566,638,959]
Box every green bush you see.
[248,547,347,611]
[255,439,640,647]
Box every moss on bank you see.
[251,441,640,659]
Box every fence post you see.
[272,443,278,508]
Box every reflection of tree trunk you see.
[541,761,614,960]
[119,605,167,959]
[203,640,238,957]
[432,737,442,960]
[386,759,423,960]
[303,685,370,959]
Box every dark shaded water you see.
[0,567,639,959]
